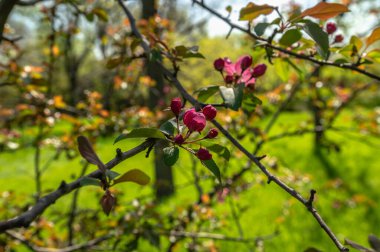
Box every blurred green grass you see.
[1,112,379,251]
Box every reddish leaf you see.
[366,27,380,48]
[300,2,349,20]
[239,3,274,21]
[77,136,105,171]
[113,169,150,186]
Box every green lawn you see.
[1,112,379,251]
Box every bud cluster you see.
[324,22,344,44]
[213,55,267,89]
[169,98,219,161]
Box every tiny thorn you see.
[145,143,154,158]
[257,155,267,161]
[307,189,317,207]
[267,176,273,184]
[58,180,67,191]
[116,148,123,158]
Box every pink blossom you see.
[183,108,206,132]
[202,105,217,121]
[196,147,212,160]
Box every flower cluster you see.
[170,98,218,160]
[325,22,344,44]
[214,55,267,89]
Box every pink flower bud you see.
[241,56,253,71]
[334,34,344,43]
[326,22,337,35]
[206,128,218,139]
[100,190,116,216]
[202,105,217,121]
[196,147,212,160]
[174,134,184,144]
[213,58,225,71]
[183,108,206,132]
[252,64,267,78]
[170,97,182,116]
[225,75,234,84]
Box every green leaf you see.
[131,38,142,53]
[279,29,302,47]
[106,170,120,180]
[219,83,244,111]
[334,58,349,64]
[113,169,150,186]
[80,177,101,187]
[163,146,179,166]
[150,49,162,62]
[114,128,166,144]
[175,45,205,59]
[242,94,262,113]
[159,120,177,136]
[303,21,329,59]
[106,57,123,69]
[202,159,221,183]
[254,22,270,36]
[239,3,274,21]
[202,143,230,161]
[194,85,220,103]
[350,35,363,53]
[92,8,108,22]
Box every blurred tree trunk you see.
[0,0,18,44]
[141,0,174,199]
[309,66,325,147]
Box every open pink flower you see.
[222,55,257,87]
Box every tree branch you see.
[5,230,112,252]
[117,2,349,250]
[0,139,155,232]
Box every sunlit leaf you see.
[219,83,244,111]
[239,3,274,21]
[114,128,166,144]
[300,2,349,20]
[113,169,150,186]
[366,27,380,48]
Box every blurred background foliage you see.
[0,0,380,251]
